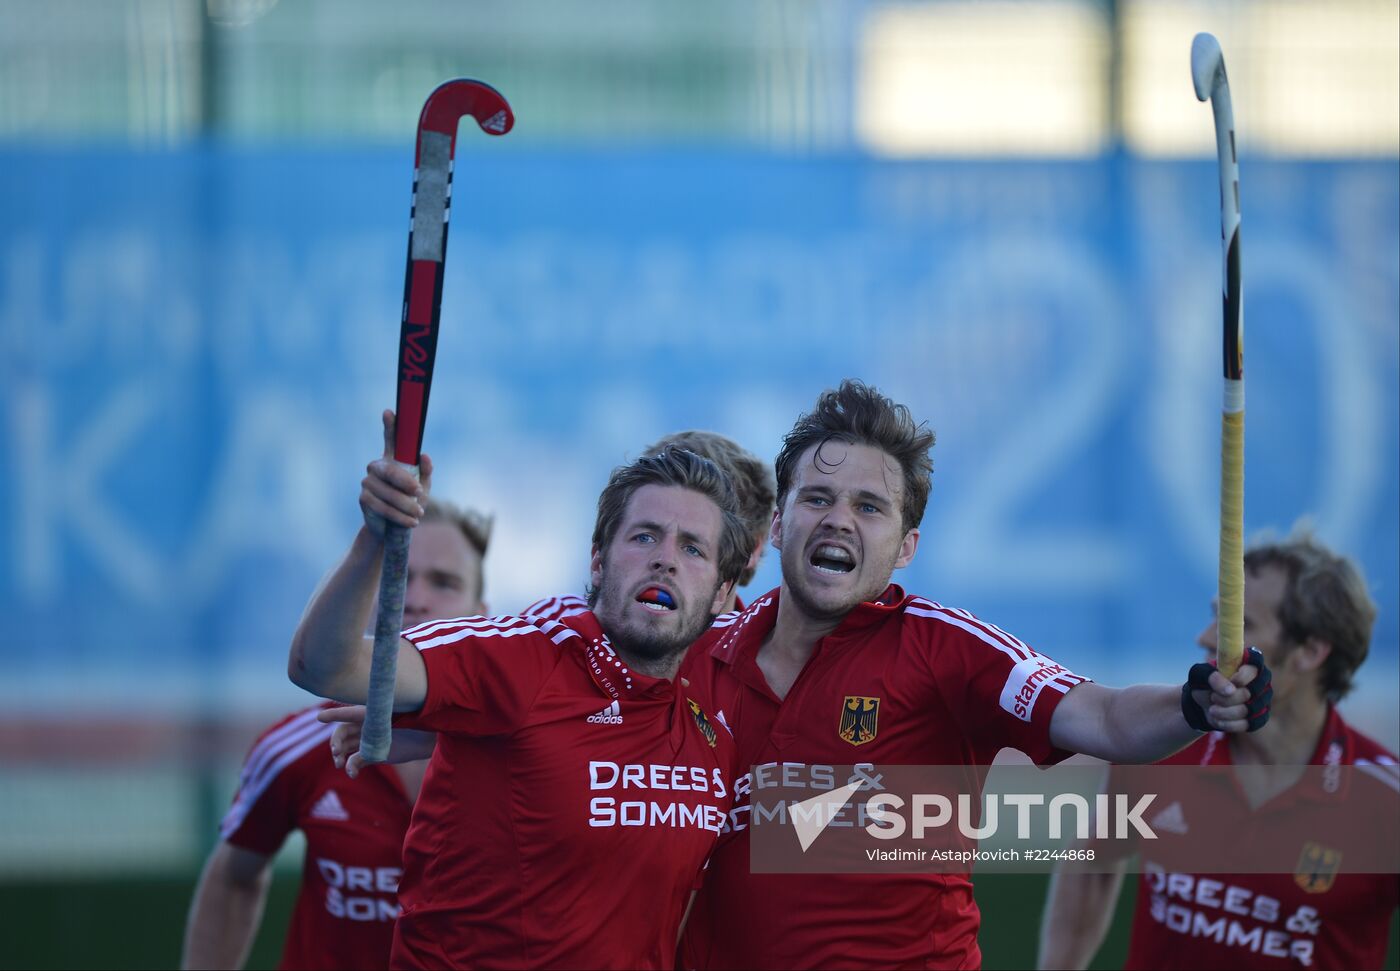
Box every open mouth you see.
[809,544,855,575]
[636,586,677,612]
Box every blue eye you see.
[635,533,655,544]
[685,544,703,557]
[859,503,878,514]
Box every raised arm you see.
[1049,648,1271,763]
[287,411,429,710]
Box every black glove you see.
[1181,646,1273,733]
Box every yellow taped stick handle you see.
[1218,407,1245,678]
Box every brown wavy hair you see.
[642,431,776,587]
[1245,527,1376,702]
[775,379,935,533]
[587,445,751,606]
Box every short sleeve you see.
[909,603,1088,765]
[220,708,330,855]
[393,615,565,736]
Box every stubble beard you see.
[594,567,717,671]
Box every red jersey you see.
[678,585,1087,970]
[391,610,739,970]
[221,703,414,971]
[1122,708,1400,970]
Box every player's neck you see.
[772,589,844,659]
[613,646,685,683]
[756,588,843,700]
[1231,692,1329,766]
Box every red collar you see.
[548,609,676,702]
[704,584,909,698]
[1197,706,1355,804]
[1198,706,1353,767]
[1308,705,1354,767]
[552,609,712,754]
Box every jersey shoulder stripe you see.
[520,595,561,617]
[712,592,774,630]
[235,707,326,797]
[903,600,1033,663]
[710,594,775,655]
[403,614,534,641]
[535,617,584,646]
[520,594,590,622]
[221,713,334,839]
[709,608,743,630]
[1355,758,1400,792]
[405,615,543,651]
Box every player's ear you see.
[711,579,735,615]
[894,528,919,569]
[589,545,604,589]
[1293,636,1332,673]
[743,543,762,577]
[768,508,783,551]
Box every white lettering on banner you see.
[184,393,344,597]
[10,382,164,602]
[5,171,1394,732]
[932,237,1131,594]
[315,858,401,923]
[1147,234,1382,576]
[5,382,346,608]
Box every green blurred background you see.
[2,872,1392,969]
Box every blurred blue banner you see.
[1,148,1395,737]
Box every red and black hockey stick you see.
[361,79,513,763]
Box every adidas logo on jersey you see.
[310,789,350,821]
[586,701,623,725]
[1149,800,1188,835]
